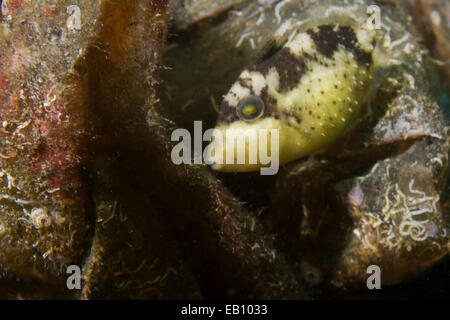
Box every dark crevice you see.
[76,164,97,295]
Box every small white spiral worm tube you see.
[30,208,52,229]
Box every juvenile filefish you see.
[211,23,381,172]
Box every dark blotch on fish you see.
[307,25,372,65]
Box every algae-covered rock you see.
[0,0,201,299]
[0,0,99,296]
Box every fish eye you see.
[237,96,264,121]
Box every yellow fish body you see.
[211,23,379,173]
